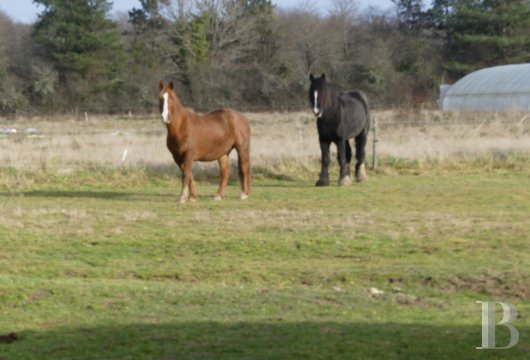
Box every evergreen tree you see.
[126,1,171,111]
[33,0,126,110]
[392,0,427,31]
[129,0,169,33]
[436,0,530,77]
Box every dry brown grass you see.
[375,110,530,160]
[1,110,528,171]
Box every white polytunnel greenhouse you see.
[440,63,530,112]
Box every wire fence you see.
[1,112,528,138]
[1,113,528,171]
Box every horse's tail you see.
[347,90,370,135]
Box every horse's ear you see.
[309,73,314,81]
[159,80,164,91]
[169,81,174,90]
[321,73,326,81]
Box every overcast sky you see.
[0,0,394,24]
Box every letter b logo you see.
[477,301,519,350]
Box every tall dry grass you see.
[0,111,528,175]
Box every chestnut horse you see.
[158,81,251,203]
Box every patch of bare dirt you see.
[0,332,19,344]
[442,274,530,300]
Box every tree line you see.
[0,0,529,115]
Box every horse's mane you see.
[322,81,340,114]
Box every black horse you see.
[309,73,370,186]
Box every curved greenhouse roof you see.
[441,63,530,112]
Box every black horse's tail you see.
[346,90,370,135]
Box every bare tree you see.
[277,4,334,74]
[330,0,358,21]
[329,0,359,57]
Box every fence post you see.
[372,116,378,171]
[297,118,304,152]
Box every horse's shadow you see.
[0,163,301,200]
[21,190,133,199]
[2,190,173,201]
[193,163,297,185]
[3,189,247,201]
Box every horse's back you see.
[339,90,370,137]
[207,108,249,139]
[339,90,369,117]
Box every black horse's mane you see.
[321,81,340,116]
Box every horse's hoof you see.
[356,163,367,182]
[178,198,187,204]
[339,176,352,186]
[214,194,223,201]
[315,180,329,187]
[240,193,249,200]
[189,197,197,203]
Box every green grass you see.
[0,158,529,359]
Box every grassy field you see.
[0,113,529,359]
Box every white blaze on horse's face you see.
[161,92,170,124]
[313,90,322,117]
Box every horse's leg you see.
[337,139,352,186]
[188,175,197,203]
[179,157,194,204]
[316,140,331,186]
[354,132,368,182]
[237,146,250,200]
[178,172,189,204]
[346,140,352,177]
[215,154,230,201]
